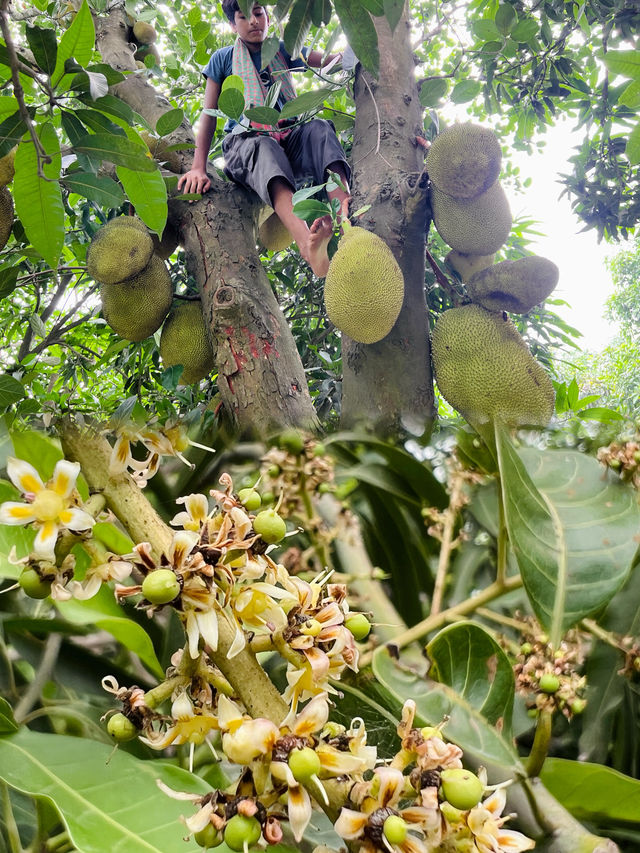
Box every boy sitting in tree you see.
[178,1,351,278]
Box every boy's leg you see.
[223,132,333,277]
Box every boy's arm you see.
[177,77,221,194]
[306,50,342,69]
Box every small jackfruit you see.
[159,301,215,384]
[258,207,293,252]
[431,303,555,428]
[133,21,157,43]
[0,186,13,250]
[446,250,495,282]
[101,254,173,341]
[467,256,560,313]
[427,123,502,200]
[140,131,183,173]
[0,148,16,187]
[431,182,512,255]
[87,217,154,285]
[324,226,404,345]
[135,43,161,64]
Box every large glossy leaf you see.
[603,50,640,80]
[279,87,336,119]
[26,25,57,76]
[116,166,167,236]
[372,646,522,772]
[61,172,125,208]
[0,730,208,853]
[495,426,640,647]
[14,125,65,270]
[283,0,314,59]
[541,758,640,827]
[51,0,94,87]
[73,134,157,172]
[334,0,379,76]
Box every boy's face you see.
[231,5,268,47]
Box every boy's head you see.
[221,2,269,34]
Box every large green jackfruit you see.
[467,255,560,313]
[101,254,173,341]
[159,301,215,384]
[446,250,495,282]
[324,226,404,344]
[87,217,154,285]
[258,207,293,252]
[0,148,15,188]
[431,182,512,255]
[427,123,502,200]
[431,304,555,428]
[0,187,13,250]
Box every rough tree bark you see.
[96,5,318,435]
[342,10,435,434]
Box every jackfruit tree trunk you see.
[96,6,318,436]
[342,8,435,434]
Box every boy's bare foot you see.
[300,215,333,277]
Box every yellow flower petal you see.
[33,520,59,560]
[0,501,37,524]
[50,460,81,498]
[7,457,44,495]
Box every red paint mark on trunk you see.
[262,340,279,358]
[243,329,260,359]
[225,326,234,336]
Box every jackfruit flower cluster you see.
[597,437,640,489]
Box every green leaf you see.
[217,87,245,121]
[156,109,184,137]
[221,74,244,93]
[450,79,482,103]
[604,50,640,80]
[56,585,164,678]
[510,18,538,42]
[10,431,63,483]
[334,0,379,77]
[244,106,280,126]
[495,4,516,35]
[279,87,335,119]
[541,758,640,827]
[73,134,157,171]
[578,406,624,422]
[383,0,404,32]
[495,426,640,647]
[619,80,640,109]
[25,25,57,76]
[0,267,20,300]
[0,730,209,852]
[116,165,167,235]
[0,375,25,410]
[80,94,135,126]
[627,120,640,166]
[283,0,314,59]
[61,172,125,208]
[14,126,65,270]
[0,110,29,157]
[372,647,522,771]
[292,198,332,222]
[427,622,515,733]
[52,0,95,87]
[419,78,448,107]
[472,19,501,42]
[360,0,383,14]
[0,697,18,734]
[260,36,280,70]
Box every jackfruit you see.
[0,187,13,250]
[446,250,495,282]
[140,132,183,173]
[324,226,404,344]
[467,255,560,314]
[427,123,502,200]
[87,217,154,285]
[0,148,16,187]
[431,182,512,255]
[431,303,555,427]
[133,21,157,43]
[159,301,215,384]
[258,207,293,252]
[135,43,161,65]
[101,254,173,341]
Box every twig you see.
[425,248,461,302]
[430,476,464,615]
[1,782,22,853]
[14,633,63,723]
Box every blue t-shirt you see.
[203,42,307,130]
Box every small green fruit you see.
[223,814,261,851]
[279,429,305,455]
[288,746,321,782]
[107,712,138,742]
[260,490,275,505]
[18,568,52,599]
[569,698,587,715]
[440,768,484,810]
[313,442,327,457]
[253,509,287,544]
[345,613,371,641]
[520,642,533,656]
[317,482,332,494]
[267,464,280,478]
[539,673,560,694]
[237,488,262,511]
[141,569,180,604]
[383,815,408,845]
[194,824,223,848]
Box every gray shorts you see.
[221,119,351,206]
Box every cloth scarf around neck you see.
[231,36,297,133]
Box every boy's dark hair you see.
[221,1,241,22]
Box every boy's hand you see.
[177,168,211,195]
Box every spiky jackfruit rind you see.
[431,304,555,427]
[446,250,496,283]
[0,187,13,250]
[324,226,405,345]
[258,208,293,252]
[159,301,215,384]
[87,217,154,286]
[467,256,560,313]
[431,182,512,255]
[0,148,16,188]
[101,254,173,341]
[133,21,157,43]
[427,123,502,200]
